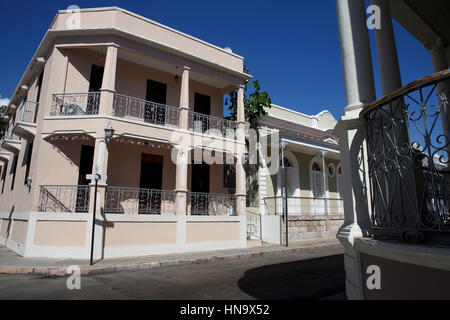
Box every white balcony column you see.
[179,66,190,130]
[99,45,118,115]
[320,150,329,215]
[371,0,402,95]
[236,85,246,142]
[336,0,377,300]
[429,39,450,156]
[174,146,188,215]
[337,0,376,116]
[235,148,246,216]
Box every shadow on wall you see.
[237,255,346,300]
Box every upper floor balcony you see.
[0,120,21,153]
[42,42,248,155]
[13,100,38,138]
[49,91,239,139]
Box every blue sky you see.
[0,0,434,119]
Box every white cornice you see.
[56,6,245,60]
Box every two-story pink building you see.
[0,7,250,259]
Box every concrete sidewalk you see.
[0,238,342,277]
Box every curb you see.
[0,242,342,277]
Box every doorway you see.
[145,79,167,125]
[191,163,210,215]
[139,154,163,214]
[77,145,94,213]
[193,93,211,133]
[88,65,104,114]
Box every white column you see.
[179,66,190,130]
[429,40,450,157]
[174,146,188,215]
[337,0,376,116]
[336,0,377,300]
[235,85,246,216]
[99,45,118,115]
[236,85,246,142]
[371,0,402,95]
[320,150,329,215]
[235,152,246,216]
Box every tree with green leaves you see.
[225,66,272,127]
[0,105,7,139]
[225,67,272,207]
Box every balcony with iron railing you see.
[51,92,101,116]
[113,93,180,127]
[12,101,39,138]
[38,185,90,213]
[0,120,21,153]
[17,101,38,123]
[188,111,237,138]
[361,70,450,241]
[37,185,237,216]
[48,92,238,140]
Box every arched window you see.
[337,164,343,197]
[311,161,324,198]
[312,162,321,172]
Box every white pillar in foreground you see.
[336,0,377,300]
[337,0,376,116]
[371,0,402,95]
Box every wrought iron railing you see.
[4,121,20,141]
[188,192,236,216]
[362,70,450,238]
[188,111,237,138]
[263,196,344,215]
[105,186,176,215]
[38,185,90,213]
[51,92,101,116]
[247,210,262,239]
[113,94,180,127]
[17,101,38,123]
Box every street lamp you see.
[104,123,115,144]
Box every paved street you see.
[0,246,345,300]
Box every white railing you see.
[51,92,101,116]
[188,192,237,216]
[247,210,262,239]
[188,111,237,138]
[105,186,176,215]
[4,121,20,141]
[264,196,344,215]
[17,101,38,123]
[113,94,180,127]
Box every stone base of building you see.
[0,212,246,259]
[282,214,344,241]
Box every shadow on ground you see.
[238,255,346,300]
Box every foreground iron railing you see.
[362,70,450,238]
[188,111,237,138]
[38,185,90,213]
[263,196,344,215]
[51,92,101,116]
[105,186,176,215]
[113,94,180,127]
[188,192,236,216]
[17,101,38,123]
